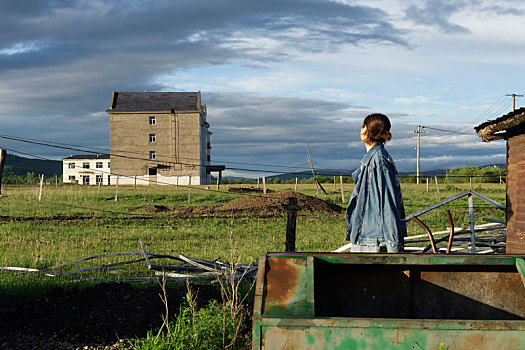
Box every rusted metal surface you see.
[253,253,525,349]
[261,257,311,317]
[446,210,454,253]
[412,216,438,253]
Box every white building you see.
[62,154,111,185]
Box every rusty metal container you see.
[252,253,525,349]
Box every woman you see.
[346,113,406,253]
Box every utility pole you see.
[414,125,424,184]
[506,93,523,112]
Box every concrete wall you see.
[109,110,209,185]
[62,158,111,185]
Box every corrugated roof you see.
[108,92,201,112]
[63,154,110,160]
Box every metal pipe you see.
[411,216,438,253]
[446,210,454,254]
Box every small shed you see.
[475,107,525,253]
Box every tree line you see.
[217,166,506,185]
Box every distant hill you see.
[225,164,507,181]
[3,153,62,177]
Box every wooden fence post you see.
[333,176,336,191]
[470,177,472,191]
[434,176,441,202]
[294,177,298,192]
[114,176,119,202]
[38,174,44,201]
[176,176,179,189]
[340,175,345,203]
[0,149,6,195]
[285,197,298,252]
[257,177,259,189]
[188,176,192,203]
[55,175,58,188]
[134,175,137,188]
[426,177,429,192]
[262,176,266,194]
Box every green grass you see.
[0,182,506,272]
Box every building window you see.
[107,175,111,185]
[82,162,90,169]
[149,116,156,125]
[149,134,156,143]
[149,151,156,160]
[96,175,103,184]
[96,161,103,168]
[68,175,76,181]
[82,175,90,185]
[108,162,110,168]
[68,162,75,169]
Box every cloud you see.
[404,0,469,33]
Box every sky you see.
[1,0,524,177]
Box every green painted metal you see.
[252,253,525,350]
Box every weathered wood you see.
[38,174,44,201]
[434,176,441,201]
[0,149,6,195]
[114,176,119,202]
[295,177,298,192]
[285,197,298,252]
[262,176,266,194]
[188,176,191,203]
[340,175,345,203]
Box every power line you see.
[0,133,316,173]
[421,126,473,136]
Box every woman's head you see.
[360,113,392,145]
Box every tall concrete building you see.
[106,91,222,185]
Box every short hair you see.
[362,113,392,144]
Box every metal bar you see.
[140,238,152,269]
[517,258,525,290]
[412,216,438,253]
[468,194,476,254]
[306,256,315,317]
[404,191,470,221]
[308,254,521,266]
[446,210,454,254]
[471,190,505,210]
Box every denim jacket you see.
[346,144,406,252]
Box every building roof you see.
[62,154,110,160]
[108,91,202,112]
[475,107,525,142]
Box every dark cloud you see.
[0,1,507,173]
[204,92,505,173]
[405,0,469,33]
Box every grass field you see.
[0,181,506,272]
